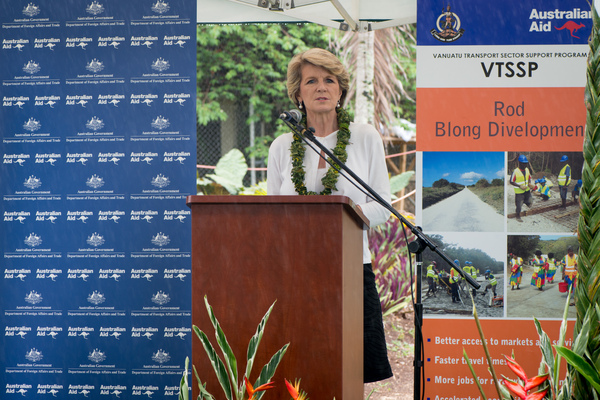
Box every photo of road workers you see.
[507,152,583,233]
[506,235,578,319]
[421,152,504,232]
[422,232,505,318]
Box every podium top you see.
[186,195,370,228]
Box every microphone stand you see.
[280,113,480,400]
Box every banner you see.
[1,1,196,398]
[416,1,587,398]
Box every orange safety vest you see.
[563,254,577,278]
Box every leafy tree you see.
[475,178,490,188]
[432,178,450,188]
[491,178,504,186]
[196,23,331,159]
[333,25,417,127]
[507,235,541,260]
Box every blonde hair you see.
[286,48,350,108]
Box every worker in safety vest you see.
[534,176,553,201]
[561,246,578,290]
[510,155,535,222]
[464,261,477,297]
[426,261,438,297]
[558,155,571,208]
[481,269,497,296]
[450,260,461,303]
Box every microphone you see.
[279,109,302,123]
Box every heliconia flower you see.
[501,378,527,399]
[501,355,550,400]
[285,378,308,400]
[505,355,528,381]
[244,376,274,400]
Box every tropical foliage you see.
[575,3,600,397]
[368,217,415,316]
[180,296,288,400]
[333,25,417,130]
[197,24,417,163]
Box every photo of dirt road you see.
[423,187,503,232]
[421,152,504,232]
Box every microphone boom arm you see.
[280,113,480,290]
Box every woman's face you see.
[296,63,341,116]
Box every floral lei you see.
[290,107,351,195]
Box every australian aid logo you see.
[430,4,465,42]
[529,7,590,38]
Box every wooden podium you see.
[186,195,369,400]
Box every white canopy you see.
[198,0,416,30]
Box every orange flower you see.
[501,355,549,400]
[285,379,308,400]
[244,376,275,400]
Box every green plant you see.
[462,286,600,399]
[197,149,248,195]
[180,296,289,400]
[578,3,600,398]
[368,217,414,316]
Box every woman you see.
[530,250,547,291]
[546,252,557,283]
[509,253,522,290]
[267,48,393,383]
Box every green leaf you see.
[253,344,290,400]
[193,365,216,400]
[463,348,489,400]
[179,357,190,400]
[534,318,556,383]
[204,298,238,399]
[390,171,414,194]
[572,307,593,357]
[245,301,276,380]
[193,325,233,400]
[555,346,600,393]
[205,149,248,194]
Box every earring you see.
[298,101,303,110]
[336,100,341,108]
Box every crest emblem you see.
[86,174,105,189]
[86,1,104,15]
[86,116,104,131]
[151,174,170,188]
[151,232,170,246]
[151,115,170,130]
[24,175,42,189]
[25,348,43,362]
[88,349,106,363]
[431,5,464,42]
[152,349,171,364]
[87,290,106,305]
[24,233,42,247]
[151,291,170,305]
[151,1,170,14]
[23,3,41,17]
[23,60,41,74]
[25,290,43,304]
[86,232,105,247]
[86,58,104,73]
[23,117,41,131]
[151,57,170,72]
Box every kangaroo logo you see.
[555,21,585,39]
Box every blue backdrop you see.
[1,1,196,398]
